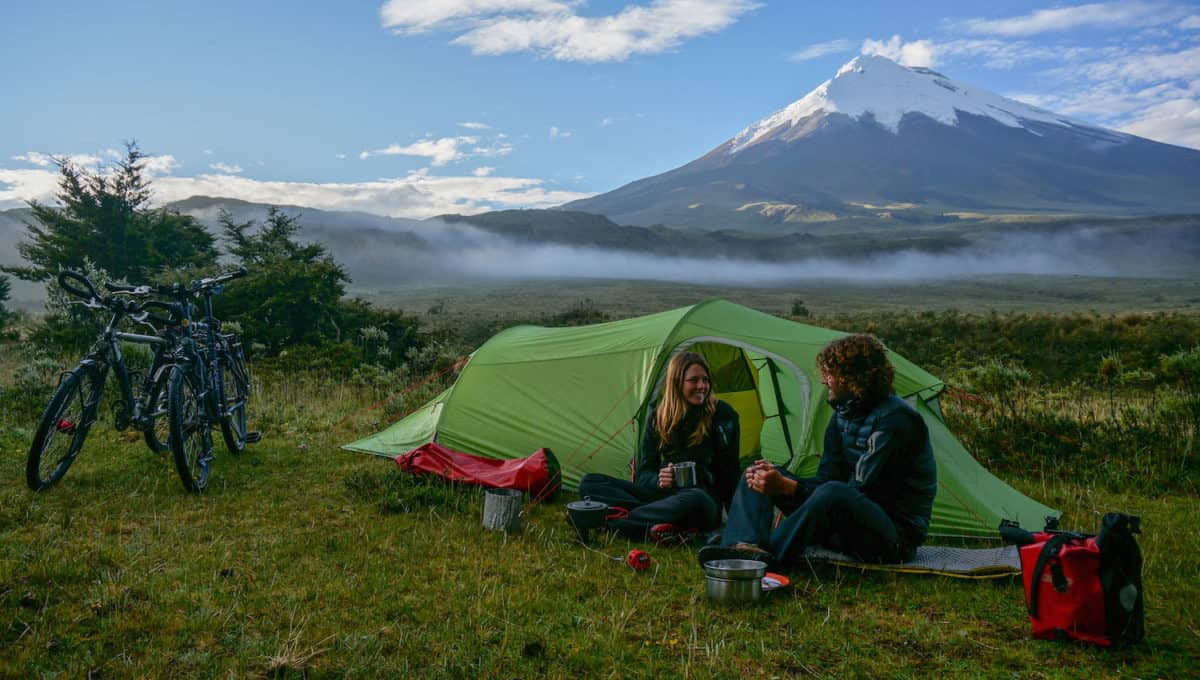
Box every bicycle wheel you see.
[141,368,171,453]
[26,367,100,491]
[219,343,250,454]
[167,365,213,493]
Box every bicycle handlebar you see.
[191,266,248,293]
[137,300,184,327]
[104,281,153,296]
[58,270,100,301]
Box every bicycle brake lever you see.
[129,311,158,331]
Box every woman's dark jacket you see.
[636,400,740,509]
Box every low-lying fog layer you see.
[2,210,1196,311]
[335,219,1197,288]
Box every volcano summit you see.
[563,55,1200,230]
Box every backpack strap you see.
[1028,534,1074,618]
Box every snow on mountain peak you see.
[728,55,1093,154]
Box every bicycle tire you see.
[26,367,99,490]
[142,368,172,453]
[219,342,250,454]
[167,365,213,493]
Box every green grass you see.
[1,362,1197,678]
[2,289,1199,677]
[359,275,1200,331]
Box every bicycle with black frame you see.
[26,270,184,491]
[160,266,260,492]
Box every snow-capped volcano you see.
[563,55,1199,230]
[729,55,1094,154]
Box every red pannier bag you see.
[1016,513,1144,647]
[394,442,561,498]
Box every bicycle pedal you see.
[244,431,262,444]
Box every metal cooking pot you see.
[703,559,767,606]
[565,498,609,532]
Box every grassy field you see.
[357,274,1200,329]
[2,282,1198,677]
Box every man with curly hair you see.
[699,334,937,566]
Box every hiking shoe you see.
[697,543,775,568]
[605,506,630,523]
[649,523,702,547]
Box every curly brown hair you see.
[815,334,894,403]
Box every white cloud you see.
[1119,97,1200,148]
[12,151,105,168]
[600,116,614,126]
[336,153,347,159]
[0,160,592,218]
[382,0,762,62]
[141,154,180,176]
[473,166,495,176]
[0,168,60,206]
[459,121,491,129]
[788,39,855,62]
[380,0,572,34]
[549,126,572,139]
[1182,15,1200,29]
[471,140,516,157]
[203,148,214,155]
[861,35,937,67]
[361,136,478,165]
[959,2,1173,37]
[209,162,243,174]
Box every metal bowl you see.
[703,559,768,579]
[703,559,767,606]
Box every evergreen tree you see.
[1,142,217,284]
[0,273,13,334]
[219,207,352,352]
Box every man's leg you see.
[719,465,805,548]
[767,481,903,564]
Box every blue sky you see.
[2,0,1198,218]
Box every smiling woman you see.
[576,351,741,542]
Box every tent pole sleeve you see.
[767,358,794,463]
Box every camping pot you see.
[566,498,609,532]
[482,488,523,532]
[703,559,767,606]
[673,461,697,488]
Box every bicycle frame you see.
[79,302,175,433]
[175,286,230,427]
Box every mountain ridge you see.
[562,55,1200,230]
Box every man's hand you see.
[658,464,675,489]
[745,460,797,497]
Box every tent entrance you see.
[646,339,810,469]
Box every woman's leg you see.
[577,473,662,509]
[626,488,721,530]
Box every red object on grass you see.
[626,549,651,571]
[394,442,560,497]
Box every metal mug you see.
[673,461,697,488]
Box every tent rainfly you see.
[345,300,1057,538]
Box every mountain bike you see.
[161,267,259,492]
[26,271,183,491]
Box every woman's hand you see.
[658,464,675,489]
[745,460,796,497]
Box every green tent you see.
[345,300,1056,538]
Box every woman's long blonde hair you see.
[655,351,717,450]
